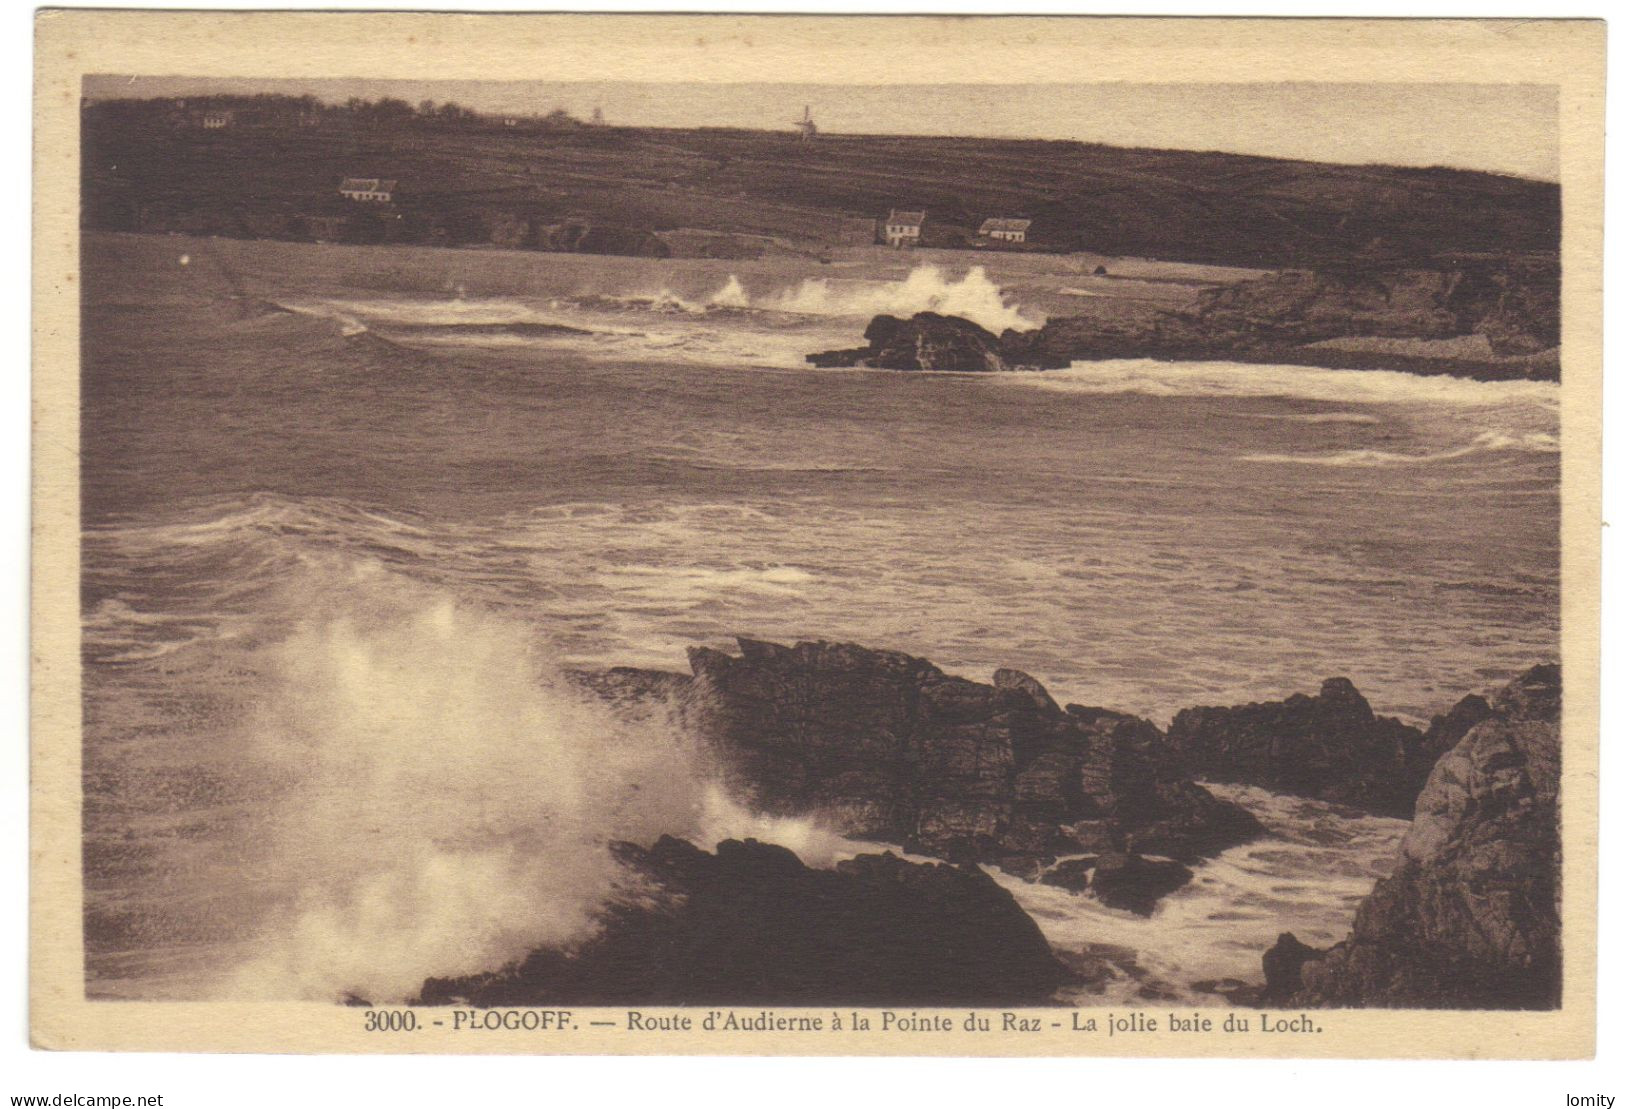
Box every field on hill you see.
[83,109,1559,269]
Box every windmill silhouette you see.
[793,105,818,142]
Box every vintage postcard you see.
[31,12,1603,1057]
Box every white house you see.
[200,109,234,130]
[884,209,925,248]
[978,217,1032,244]
[338,177,397,204]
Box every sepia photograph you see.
[29,12,1603,1061]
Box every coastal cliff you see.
[812,260,1560,382]
[581,638,1265,906]
[1261,664,1561,1009]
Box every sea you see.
[80,236,1560,1005]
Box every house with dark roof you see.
[883,209,925,248]
[338,177,397,204]
[978,217,1032,244]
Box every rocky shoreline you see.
[1263,664,1561,1009]
[809,261,1560,383]
[410,638,1559,1011]
[579,638,1268,885]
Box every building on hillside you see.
[200,109,234,129]
[883,209,925,248]
[338,177,397,204]
[978,217,1032,244]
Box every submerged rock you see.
[1039,851,1193,916]
[1260,932,1326,1002]
[807,312,1018,372]
[417,836,1067,1007]
[1274,664,1561,1009]
[585,638,1262,904]
[1164,677,1433,817]
[1038,857,1097,894]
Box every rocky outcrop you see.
[582,638,1264,906]
[1265,664,1561,1009]
[813,260,1558,382]
[417,836,1067,1006]
[807,312,1018,372]
[1406,691,1495,805]
[1260,932,1325,1002]
[1165,677,1435,818]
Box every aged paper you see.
[32,12,1603,1057]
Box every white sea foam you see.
[1244,430,1560,467]
[1244,411,1383,425]
[999,783,1409,1004]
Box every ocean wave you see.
[83,498,773,1002]
[1244,411,1382,425]
[563,266,1038,333]
[304,264,1038,337]
[82,494,456,661]
[1002,358,1560,410]
[988,782,1408,1004]
[1243,430,1560,467]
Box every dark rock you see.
[1088,852,1195,916]
[417,837,1067,1007]
[1124,778,1276,859]
[1405,691,1494,802]
[807,312,1013,372]
[1282,665,1561,1009]
[805,346,872,368]
[582,637,1264,906]
[1165,677,1431,817]
[1261,932,1326,1001]
[808,258,1560,382]
[992,853,1051,881]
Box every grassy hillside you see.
[83,103,1559,269]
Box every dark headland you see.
[809,260,1559,382]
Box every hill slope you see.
[83,106,1558,270]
